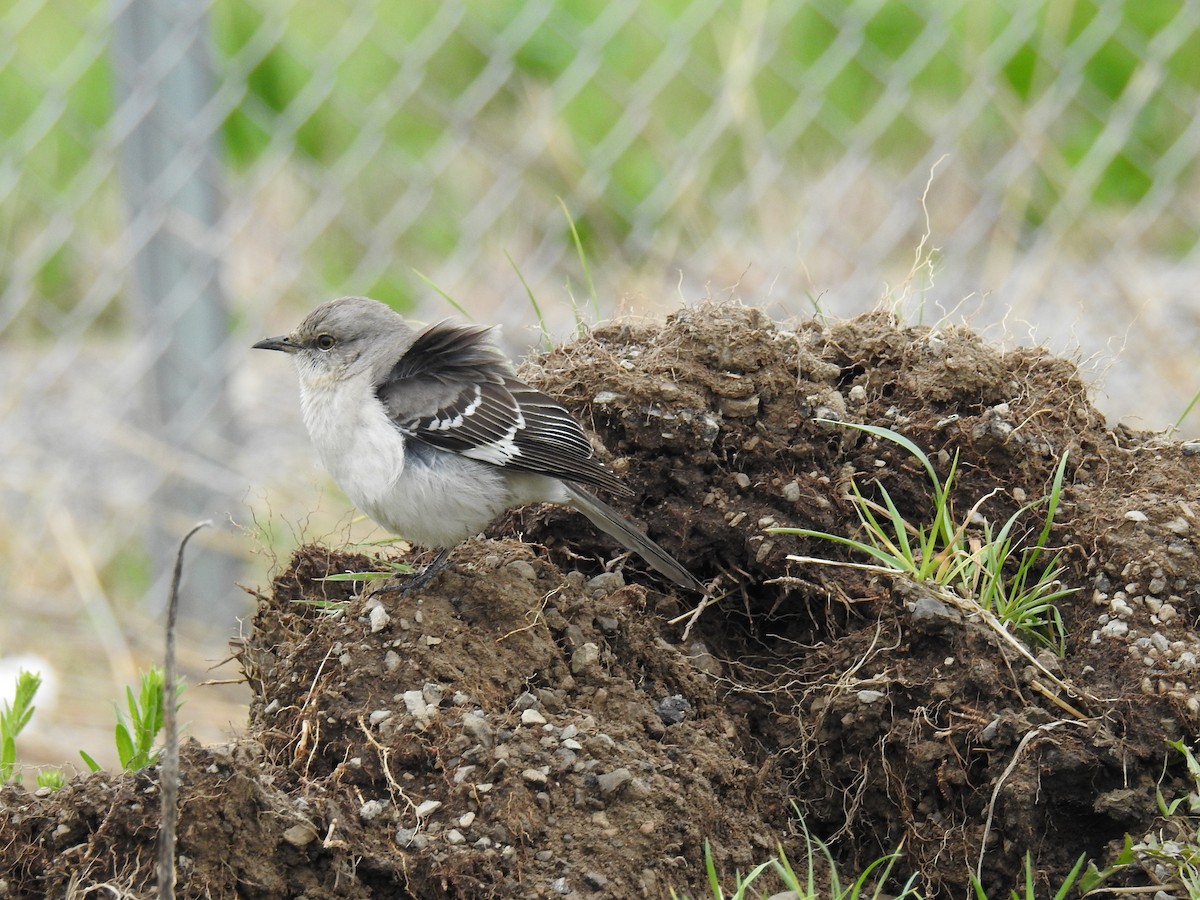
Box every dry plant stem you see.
[976,719,1086,884]
[158,521,210,900]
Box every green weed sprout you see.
[969,851,1087,899]
[1131,740,1200,895]
[770,421,1074,653]
[36,768,66,790]
[1,670,42,783]
[80,665,180,773]
[672,818,918,900]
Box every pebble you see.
[360,800,387,822]
[584,872,609,890]
[1101,620,1129,638]
[521,708,547,726]
[550,877,571,894]
[571,643,601,675]
[1159,604,1178,624]
[415,800,442,818]
[461,713,494,748]
[396,827,429,849]
[422,683,444,707]
[459,812,475,828]
[1125,510,1149,523]
[369,709,393,725]
[857,690,886,704]
[384,650,401,672]
[734,473,751,489]
[782,481,801,502]
[587,572,625,597]
[597,767,632,797]
[653,695,691,725]
[403,691,428,719]
[283,824,317,847]
[910,596,960,632]
[560,724,578,740]
[446,829,465,845]
[506,560,538,581]
[522,768,549,786]
[369,605,390,633]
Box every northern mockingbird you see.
[254,296,705,593]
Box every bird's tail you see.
[562,483,706,594]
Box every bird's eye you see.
[315,334,336,351]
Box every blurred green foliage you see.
[5,0,1198,315]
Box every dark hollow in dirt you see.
[5,304,1200,898]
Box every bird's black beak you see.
[253,335,299,353]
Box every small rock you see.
[521,708,547,726]
[857,690,886,704]
[506,560,538,581]
[719,395,760,418]
[422,683,445,707]
[571,643,602,675]
[552,748,578,771]
[734,473,751,489]
[446,829,466,845]
[459,811,476,828]
[395,827,429,850]
[461,713,494,748]
[403,691,429,719]
[595,616,620,634]
[415,800,442,818]
[369,709,393,725]
[1101,620,1129,638]
[1183,441,1200,456]
[782,481,801,503]
[910,596,961,632]
[550,877,571,895]
[597,767,633,797]
[587,572,625,597]
[653,695,691,725]
[360,799,387,822]
[369,604,390,633]
[522,768,548,787]
[584,872,609,890]
[384,650,401,672]
[283,823,317,847]
[1125,510,1149,523]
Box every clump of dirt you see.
[4,303,1200,898]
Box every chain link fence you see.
[3,0,1200,714]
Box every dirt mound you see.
[4,303,1200,897]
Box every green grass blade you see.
[411,268,472,319]
[505,250,552,351]
[559,197,599,317]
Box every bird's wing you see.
[376,320,631,496]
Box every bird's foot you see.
[372,548,453,596]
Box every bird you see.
[253,296,705,594]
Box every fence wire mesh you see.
[2,0,1200,734]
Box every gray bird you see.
[253,296,705,593]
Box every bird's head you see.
[253,296,416,383]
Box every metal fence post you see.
[111,0,243,624]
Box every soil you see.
[4,303,1200,898]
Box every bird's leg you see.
[374,547,454,595]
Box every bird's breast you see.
[297,374,407,511]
